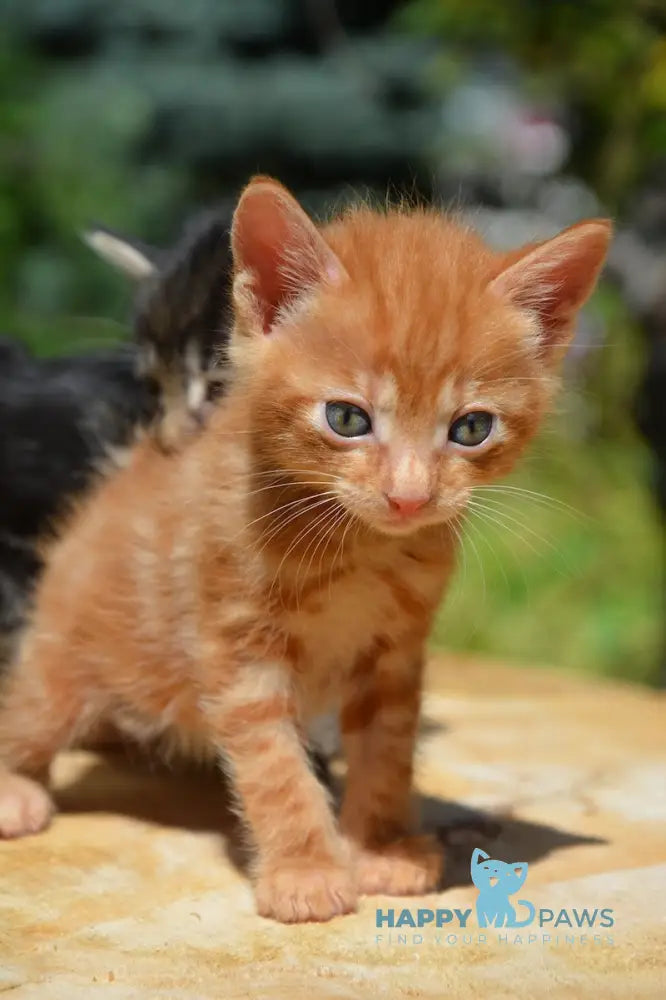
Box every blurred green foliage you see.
[400,0,666,209]
[1,0,433,349]
[0,0,663,683]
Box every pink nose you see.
[386,494,430,518]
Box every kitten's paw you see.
[254,863,357,923]
[0,772,54,839]
[354,834,444,896]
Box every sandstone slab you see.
[0,657,664,998]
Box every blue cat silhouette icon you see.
[471,848,536,928]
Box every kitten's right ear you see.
[489,219,612,359]
[82,226,158,281]
[231,176,347,334]
[471,848,490,868]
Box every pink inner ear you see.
[232,180,346,335]
[490,220,611,353]
[232,193,294,333]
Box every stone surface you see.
[1,656,665,999]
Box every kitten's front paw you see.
[254,862,357,923]
[0,772,54,839]
[353,834,444,896]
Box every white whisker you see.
[467,499,570,575]
[255,495,339,555]
[464,512,511,593]
[472,484,587,521]
[465,508,531,596]
[461,517,487,611]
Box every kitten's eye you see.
[449,411,494,448]
[325,401,372,438]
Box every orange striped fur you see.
[0,178,611,922]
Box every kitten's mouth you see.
[489,876,499,888]
[375,509,442,537]
[345,495,459,537]
[386,511,428,530]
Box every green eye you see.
[449,411,494,447]
[325,401,372,438]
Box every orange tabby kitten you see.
[0,177,610,923]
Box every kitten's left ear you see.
[490,219,612,359]
[231,175,347,334]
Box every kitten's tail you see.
[514,900,536,927]
[82,225,159,281]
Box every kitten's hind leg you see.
[0,645,93,839]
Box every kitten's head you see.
[85,210,233,450]
[230,177,611,536]
[470,848,528,895]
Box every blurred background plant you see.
[1,0,664,683]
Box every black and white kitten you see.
[0,340,157,662]
[84,206,234,449]
[1,208,236,660]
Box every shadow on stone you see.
[419,793,607,889]
[57,753,224,819]
[55,750,605,891]
[418,715,448,740]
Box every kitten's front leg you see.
[340,641,444,896]
[204,661,355,923]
